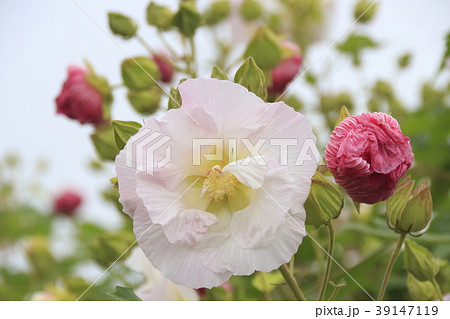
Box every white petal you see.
[136,172,180,226]
[136,173,217,245]
[222,156,266,189]
[248,102,318,212]
[178,79,268,137]
[133,203,232,288]
[115,149,140,218]
[230,166,296,248]
[161,209,218,245]
[197,212,307,275]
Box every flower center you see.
[201,165,238,201]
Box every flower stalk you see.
[377,232,407,300]
[317,222,335,300]
[279,263,307,301]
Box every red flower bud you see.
[56,65,104,124]
[325,112,413,204]
[268,41,302,94]
[153,53,174,83]
[54,191,82,216]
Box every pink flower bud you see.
[152,53,174,83]
[54,191,82,216]
[325,112,413,204]
[268,41,302,94]
[56,65,104,124]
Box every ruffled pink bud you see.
[56,65,104,124]
[268,41,302,94]
[152,53,174,83]
[54,191,82,216]
[325,112,413,204]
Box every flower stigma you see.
[201,165,239,201]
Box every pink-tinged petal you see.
[230,166,296,248]
[249,102,318,212]
[133,203,232,288]
[222,156,266,189]
[178,78,268,136]
[136,172,181,226]
[136,172,217,245]
[115,149,140,218]
[196,212,306,275]
[161,209,218,245]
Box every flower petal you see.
[196,212,306,275]
[136,172,217,245]
[133,203,232,288]
[222,156,266,189]
[178,78,268,137]
[248,102,318,212]
[230,166,296,248]
[115,149,140,218]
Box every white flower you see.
[125,247,198,301]
[116,79,317,288]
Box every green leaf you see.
[111,120,142,150]
[168,78,187,109]
[334,105,351,127]
[244,27,282,70]
[106,286,142,301]
[108,12,138,39]
[337,34,378,66]
[211,65,229,80]
[172,1,202,38]
[398,53,412,69]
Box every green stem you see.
[136,34,186,74]
[279,263,307,301]
[377,232,407,301]
[432,278,444,301]
[186,36,197,77]
[327,284,342,301]
[157,31,179,58]
[317,222,335,301]
[136,34,154,53]
[258,271,272,301]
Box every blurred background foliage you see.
[1,0,449,300]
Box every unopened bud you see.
[204,0,231,25]
[305,172,344,229]
[354,0,377,24]
[121,57,160,90]
[387,177,432,234]
[244,27,282,70]
[146,2,174,30]
[234,56,268,100]
[240,0,263,21]
[127,88,161,115]
[108,12,138,39]
[404,240,440,282]
[406,274,438,301]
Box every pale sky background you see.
[0,0,449,229]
